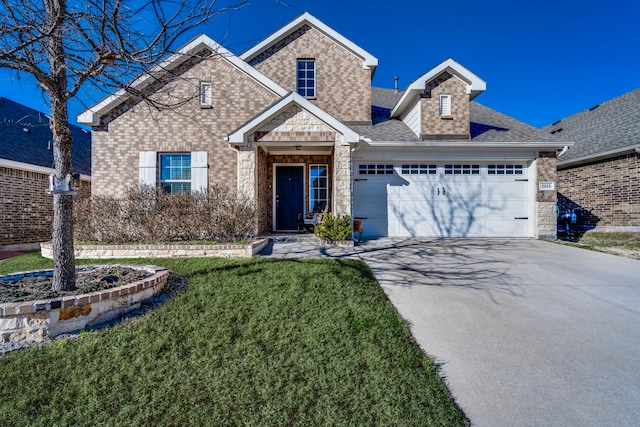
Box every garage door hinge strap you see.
[514,217,529,220]
[515,179,528,181]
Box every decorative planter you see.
[40,239,269,260]
[0,265,169,344]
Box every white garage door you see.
[353,163,530,238]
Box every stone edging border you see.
[0,265,169,343]
[40,239,270,259]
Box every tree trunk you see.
[47,0,76,291]
[50,98,76,291]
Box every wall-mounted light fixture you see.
[295,145,301,151]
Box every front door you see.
[275,166,304,231]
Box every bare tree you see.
[0,0,248,290]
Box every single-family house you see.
[0,97,91,248]
[544,89,640,230]
[79,12,568,240]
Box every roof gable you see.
[240,12,378,76]
[390,58,486,118]
[227,92,360,144]
[77,34,288,126]
[0,98,91,175]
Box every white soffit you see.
[391,58,487,118]
[240,12,378,74]
[227,92,360,144]
[77,34,288,126]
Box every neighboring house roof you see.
[355,87,562,145]
[240,12,378,77]
[542,88,640,166]
[78,34,288,126]
[0,97,91,176]
[390,58,486,118]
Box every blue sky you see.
[1,0,638,127]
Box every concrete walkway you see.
[260,237,640,426]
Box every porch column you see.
[333,135,352,215]
[535,152,558,240]
[237,148,257,200]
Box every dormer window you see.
[200,81,212,107]
[439,94,451,116]
[297,59,315,98]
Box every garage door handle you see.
[515,179,528,182]
[514,217,529,220]
[442,187,445,195]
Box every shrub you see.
[315,213,352,242]
[74,185,256,244]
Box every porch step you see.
[259,233,319,243]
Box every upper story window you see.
[200,81,212,106]
[297,59,315,98]
[160,153,191,193]
[439,94,451,116]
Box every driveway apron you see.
[355,238,640,427]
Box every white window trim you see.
[296,59,316,98]
[159,153,192,193]
[199,81,212,107]
[309,164,329,213]
[439,93,451,116]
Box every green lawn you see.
[0,254,467,426]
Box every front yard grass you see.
[558,231,640,260]
[0,254,467,426]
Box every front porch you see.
[227,92,360,235]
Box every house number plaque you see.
[538,181,555,191]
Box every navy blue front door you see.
[276,166,304,230]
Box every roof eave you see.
[360,140,572,150]
[77,34,288,126]
[558,144,640,167]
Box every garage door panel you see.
[486,219,528,237]
[353,162,530,238]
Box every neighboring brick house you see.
[79,12,568,239]
[0,98,91,248]
[544,89,640,229]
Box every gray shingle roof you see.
[470,102,559,143]
[0,98,91,175]
[541,88,640,164]
[354,87,560,143]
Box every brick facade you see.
[557,153,640,227]
[90,53,280,196]
[420,72,470,140]
[0,166,91,246]
[250,26,372,124]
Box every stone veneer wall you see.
[536,152,558,239]
[256,148,269,234]
[557,153,640,227]
[90,53,280,196]
[0,166,91,246]
[249,25,372,124]
[333,137,352,216]
[420,72,470,140]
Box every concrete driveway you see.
[355,238,640,427]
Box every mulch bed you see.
[0,266,152,304]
